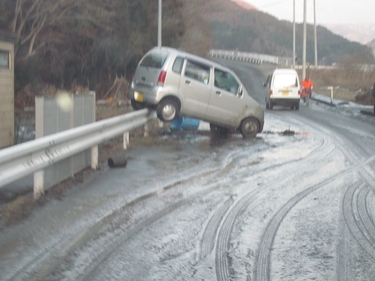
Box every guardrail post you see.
[34,171,44,199]
[328,86,334,104]
[91,146,98,169]
[144,123,149,137]
[123,132,130,150]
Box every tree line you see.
[0,0,193,99]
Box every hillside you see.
[368,38,375,48]
[187,0,374,65]
[324,23,375,45]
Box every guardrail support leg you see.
[123,132,129,150]
[91,146,98,169]
[144,123,149,137]
[34,171,44,199]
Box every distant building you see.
[0,30,18,149]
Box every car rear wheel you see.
[240,117,259,138]
[156,98,180,122]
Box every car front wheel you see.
[156,98,179,122]
[240,117,259,138]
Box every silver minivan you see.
[129,46,264,138]
[263,68,301,110]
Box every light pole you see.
[302,0,307,79]
[314,0,318,68]
[293,0,295,68]
[158,0,162,48]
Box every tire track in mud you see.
[213,129,336,280]
[199,197,234,261]
[302,116,375,185]
[215,188,261,281]
[74,148,254,281]
[15,147,248,281]
[337,182,375,281]
[7,168,219,281]
[6,133,327,280]
[49,128,329,281]
[337,213,356,281]
[342,183,375,258]
[253,160,375,281]
[254,174,347,281]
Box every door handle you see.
[216,91,221,95]
[185,80,191,84]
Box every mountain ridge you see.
[323,23,375,45]
[192,0,374,64]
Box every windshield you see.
[273,73,298,88]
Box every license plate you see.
[134,91,144,102]
[282,91,289,96]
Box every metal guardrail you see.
[0,109,155,194]
[209,49,293,65]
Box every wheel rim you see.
[162,104,176,121]
[243,120,258,136]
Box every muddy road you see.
[0,62,375,281]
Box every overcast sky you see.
[243,0,375,25]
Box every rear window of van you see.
[140,52,168,68]
[273,73,298,88]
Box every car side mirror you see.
[237,85,243,97]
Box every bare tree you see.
[10,0,82,57]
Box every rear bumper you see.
[270,98,300,106]
[129,84,163,105]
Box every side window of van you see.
[184,60,210,85]
[214,69,239,95]
[172,57,184,74]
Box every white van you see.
[263,68,301,110]
[129,46,264,138]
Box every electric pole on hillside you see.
[314,0,318,68]
[293,0,296,68]
[302,0,318,77]
[302,0,307,79]
[158,0,162,48]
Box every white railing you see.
[0,109,155,197]
[209,49,293,65]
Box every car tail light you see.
[158,70,167,86]
[270,90,273,96]
[298,90,301,96]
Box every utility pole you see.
[158,0,162,48]
[314,0,318,68]
[293,0,296,68]
[302,0,307,79]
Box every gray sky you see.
[243,0,375,25]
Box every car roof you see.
[272,68,298,74]
[148,46,231,72]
